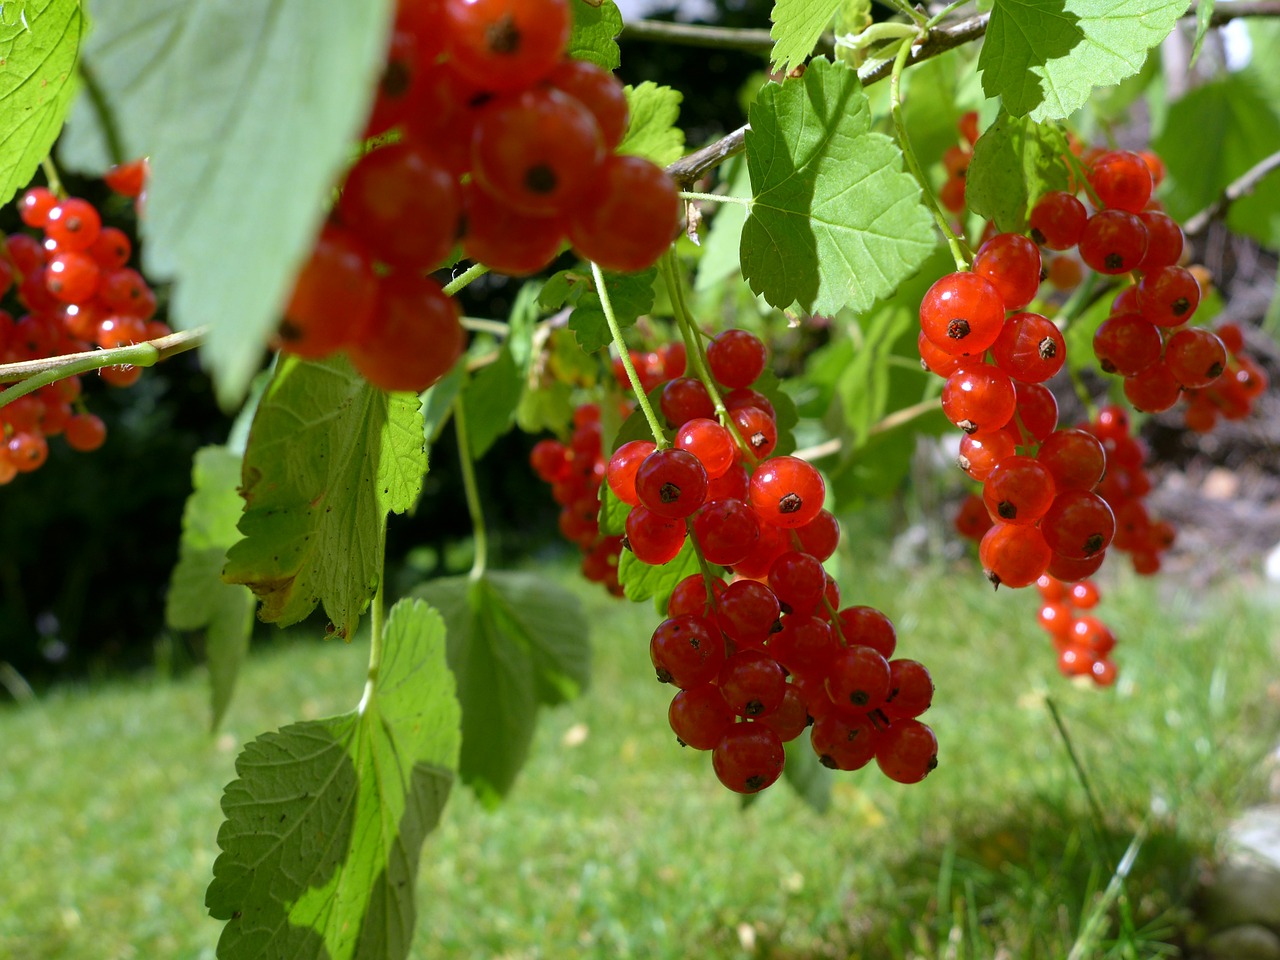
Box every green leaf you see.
[837,307,917,445]
[166,445,256,731]
[617,537,704,608]
[979,0,1187,123]
[618,82,685,168]
[421,365,464,448]
[0,0,83,207]
[59,0,395,405]
[223,356,427,639]
[694,156,752,293]
[1191,0,1214,66]
[1062,290,1116,374]
[567,0,623,71]
[459,284,540,458]
[1153,72,1280,249]
[768,0,841,75]
[568,267,658,353]
[965,110,1071,233]
[780,738,832,813]
[598,483,630,537]
[206,599,460,960]
[740,59,936,316]
[414,572,591,804]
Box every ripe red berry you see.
[882,660,934,720]
[1165,328,1227,389]
[941,363,1016,434]
[675,418,736,479]
[713,723,785,793]
[1137,266,1202,328]
[1092,312,1162,376]
[1079,210,1148,275]
[707,329,768,388]
[1088,150,1154,213]
[279,225,378,359]
[794,509,839,562]
[606,439,656,506]
[472,87,604,216]
[729,405,778,461]
[1029,191,1088,249]
[957,429,1016,482]
[825,645,892,710]
[624,506,686,564]
[668,683,736,749]
[64,413,107,452]
[973,232,1042,310]
[460,180,567,277]
[990,312,1065,383]
[979,522,1051,588]
[18,186,57,228]
[1036,428,1106,492]
[649,614,724,687]
[748,455,825,528]
[350,274,464,392]
[875,719,938,783]
[767,550,826,615]
[691,498,760,566]
[1040,489,1116,559]
[634,448,709,519]
[443,0,570,92]
[982,455,1056,524]
[568,155,680,273]
[103,158,149,197]
[1136,211,1184,272]
[810,711,880,770]
[1122,360,1182,413]
[718,649,788,718]
[919,271,1007,357]
[547,59,629,150]
[45,198,102,252]
[660,377,715,426]
[715,579,781,647]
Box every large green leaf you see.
[979,0,1187,123]
[618,537,704,609]
[0,0,83,206]
[965,109,1071,233]
[206,599,460,960]
[223,356,427,639]
[59,0,394,405]
[768,0,841,75]
[740,58,936,316]
[414,571,591,805]
[617,82,685,168]
[166,445,256,731]
[567,0,622,71]
[1153,72,1280,249]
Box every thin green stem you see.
[443,262,490,298]
[40,156,65,199]
[591,260,668,447]
[0,327,207,407]
[835,19,919,49]
[453,396,489,581]
[460,316,510,337]
[925,0,971,27]
[1046,696,1115,863]
[885,0,929,26]
[890,35,972,271]
[358,578,387,716]
[678,191,750,206]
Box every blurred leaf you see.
[966,109,1071,233]
[0,0,83,207]
[768,0,841,74]
[60,0,394,405]
[568,0,622,70]
[618,82,685,167]
[781,738,833,813]
[694,157,752,293]
[599,483,630,537]
[752,369,801,456]
[460,284,540,458]
[166,445,255,731]
[1153,72,1280,249]
[421,365,464,448]
[979,0,1185,123]
[741,59,935,315]
[415,572,590,805]
[206,599,459,960]
[223,356,427,639]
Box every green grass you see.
[1,555,1277,960]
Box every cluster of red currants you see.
[603,329,937,793]
[938,111,979,215]
[279,0,680,394]
[1182,322,1268,432]
[1034,574,1118,686]
[0,161,161,481]
[920,230,1118,587]
[1089,405,1176,575]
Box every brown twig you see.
[1183,148,1280,235]
[664,1,1280,188]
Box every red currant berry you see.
[707,329,768,389]
[957,429,1016,482]
[810,711,880,770]
[606,439,657,506]
[767,550,826,615]
[1036,428,1106,492]
[875,719,938,783]
[713,722,785,793]
[1137,266,1201,327]
[348,274,463,392]
[1122,360,1182,413]
[691,498,760,566]
[660,377,715,426]
[1092,312,1162,376]
[990,312,1065,383]
[973,232,1042,310]
[1088,150,1154,213]
[675,417,736,479]
[19,186,57,228]
[794,509,839,562]
[568,155,680,273]
[1136,211,1184,272]
[941,363,1016,434]
[1079,210,1148,275]
[824,645,891,711]
[979,522,1051,588]
[443,0,570,92]
[279,225,377,359]
[919,271,1006,357]
[460,180,567,277]
[749,455,825,528]
[882,660,934,720]
[1165,328,1227,389]
[1040,489,1116,559]
[668,683,736,749]
[982,455,1056,524]
[715,579,781,647]
[45,198,102,252]
[718,649,788,718]
[634,448,709,520]
[1029,191,1088,249]
[547,59,629,150]
[649,614,724,687]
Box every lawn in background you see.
[1,550,1277,959]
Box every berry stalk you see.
[452,395,489,581]
[592,260,669,448]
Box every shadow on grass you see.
[857,797,1199,960]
